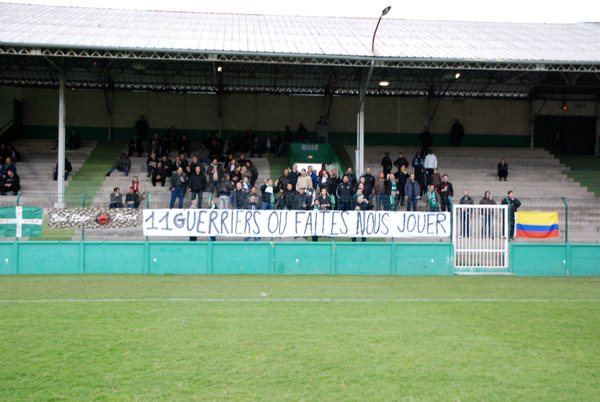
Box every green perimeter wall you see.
[0,242,598,276]
[2,87,532,147]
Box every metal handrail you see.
[15,191,21,206]
[82,192,87,208]
[562,197,569,244]
[146,192,151,209]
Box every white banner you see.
[143,209,450,238]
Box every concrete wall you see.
[1,86,542,144]
[0,87,22,127]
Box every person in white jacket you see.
[423,149,438,177]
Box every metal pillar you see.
[595,100,600,155]
[356,84,365,176]
[529,97,535,149]
[55,71,66,208]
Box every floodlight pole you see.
[356,6,390,177]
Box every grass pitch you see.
[1,275,599,401]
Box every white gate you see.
[453,205,509,269]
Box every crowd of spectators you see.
[0,144,20,196]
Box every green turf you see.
[558,154,600,197]
[1,275,598,401]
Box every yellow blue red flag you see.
[515,211,559,238]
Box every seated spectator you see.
[177,134,191,158]
[128,136,143,157]
[9,146,21,162]
[67,130,81,150]
[198,143,210,164]
[125,187,140,208]
[159,135,172,157]
[0,143,9,165]
[264,134,273,153]
[498,158,508,181]
[106,153,131,177]
[1,157,17,181]
[146,152,158,177]
[0,169,20,195]
[151,161,166,187]
[131,176,145,200]
[293,187,309,210]
[160,155,173,177]
[109,187,123,208]
[166,125,179,145]
[53,158,72,181]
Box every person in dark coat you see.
[451,119,465,146]
[501,190,521,239]
[0,169,19,195]
[419,126,433,157]
[498,159,508,181]
[381,152,393,176]
[53,158,72,181]
[189,165,207,207]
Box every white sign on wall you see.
[143,209,451,238]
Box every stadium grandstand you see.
[0,1,600,245]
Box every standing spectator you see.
[106,153,131,177]
[125,187,140,209]
[245,161,259,186]
[459,190,474,237]
[109,187,123,208]
[263,134,274,153]
[250,137,263,158]
[328,168,341,197]
[289,164,300,189]
[160,155,173,177]
[438,174,454,212]
[128,135,143,157]
[374,172,391,211]
[412,151,423,179]
[169,167,186,209]
[206,158,224,195]
[389,173,399,210]
[430,168,442,190]
[419,126,433,156]
[404,173,421,211]
[178,134,191,158]
[296,169,313,190]
[278,169,292,192]
[316,116,328,144]
[396,165,409,207]
[393,152,409,174]
[217,173,234,210]
[336,175,354,211]
[53,158,72,181]
[501,190,521,239]
[67,130,81,150]
[134,115,150,141]
[418,168,428,197]
[231,182,247,209]
[151,161,166,187]
[0,169,20,195]
[296,122,308,143]
[423,149,438,179]
[345,167,357,192]
[498,158,508,181]
[381,152,392,176]
[189,165,207,207]
[166,125,179,145]
[260,179,275,210]
[451,119,465,146]
[283,183,296,210]
[317,164,330,193]
[293,187,309,210]
[131,176,145,201]
[306,165,318,188]
[479,191,497,237]
[426,184,440,212]
[361,167,376,203]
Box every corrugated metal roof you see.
[0,2,599,63]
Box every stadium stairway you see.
[0,139,98,208]
[79,144,272,241]
[347,145,600,243]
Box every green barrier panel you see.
[0,242,16,274]
[335,243,394,275]
[148,243,209,274]
[510,244,566,276]
[565,245,600,276]
[211,243,271,274]
[17,242,80,274]
[274,243,332,274]
[84,242,145,274]
[1,241,600,276]
[395,243,453,275]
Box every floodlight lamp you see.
[381,6,391,16]
[379,80,390,87]
[216,65,223,73]
[455,73,461,79]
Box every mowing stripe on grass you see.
[1,298,600,303]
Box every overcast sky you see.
[5,0,597,23]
